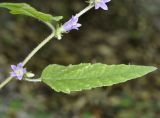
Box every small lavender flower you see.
[10,63,27,80]
[95,0,111,10]
[62,16,81,32]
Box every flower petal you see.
[62,16,81,32]
[17,63,23,68]
[17,75,23,80]
[11,65,17,70]
[95,0,110,10]
[95,3,101,9]
[76,23,82,27]
[71,16,78,23]
[100,2,108,10]
[104,0,111,3]
[10,62,27,80]
[10,72,16,77]
[23,68,27,74]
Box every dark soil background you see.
[0,0,160,118]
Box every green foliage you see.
[9,99,23,110]
[0,3,63,22]
[41,63,156,93]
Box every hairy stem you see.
[0,23,55,90]
[25,78,42,82]
[0,4,95,89]
[23,31,55,65]
[0,77,12,89]
[76,4,94,18]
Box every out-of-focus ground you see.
[0,0,160,118]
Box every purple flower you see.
[95,0,111,10]
[10,63,27,80]
[62,16,81,32]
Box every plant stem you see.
[45,22,55,31]
[0,23,55,90]
[76,4,94,18]
[0,4,95,89]
[23,31,55,65]
[0,77,12,89]
[25,78,42,82]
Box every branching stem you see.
[0,3,95,89]
[0,23,55,89]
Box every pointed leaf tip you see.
[41,63,157,93]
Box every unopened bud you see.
[26,72,35,78]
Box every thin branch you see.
[25,78,42,82]
[0,3,95,89]
[76,4,94,18]
[0,24,55,89]
[0,77,12,89]
[23,31,55,65]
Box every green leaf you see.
[0,3,63,22]
[41,63,157,93]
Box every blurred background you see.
[0,0,160,118]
